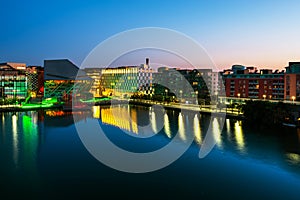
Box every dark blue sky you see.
[1,0,300,69]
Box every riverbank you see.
[0,99,244,119]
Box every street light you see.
[179,90,183,102]
[237,93,240,98]
[262,94,266,100]
[165,89,168,102]
[292,96,295,104]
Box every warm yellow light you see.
[212,118,222,148]
[178,113,186,141]
[292,96,296,101]
[193,114,202,145]
[151,110,158,134]
[234,121,245,153]
[164,113,172,138]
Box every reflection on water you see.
[12,114,18,167]
[150,110,158,134]
[178,113,186,141]
[212,118,222,148]
[2,105,300,199]
[98,106,138,134]
[234,121,246,154]
[1,111,41,173]
[193,114,202,145]
[286,153,300,165]
[164,113,172,138]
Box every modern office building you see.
[44,59,91,101]
[92,59,153,97]
[0,62,27,99]
[83,68,103,97]
[223,65,285,100]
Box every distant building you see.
[44,59,91,101]
[26,66,44,98]
[284,62,300,100]
[0,62,27,99]
[153,67,220,101]
[83,68,103,97]
[222,65,285,100]
[87,58,153,97]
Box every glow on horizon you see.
[0,0,300,70]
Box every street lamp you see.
[179,90,183,102]
[237,93,240,98]
[262,94,266,100]
[292,96,295,104]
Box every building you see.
[284,62,300,100]
[223,65,285,100]
[26,66,44,98]
[0,62,27,100]
[153,67,220,101]
[44,59,91,101]
[83,68,103,97]
[90,58,153,98]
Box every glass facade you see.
[0,73,27,99]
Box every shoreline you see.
[0,99,244,120]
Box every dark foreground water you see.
[1,105,300,199]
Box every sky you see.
[1,0,300,70]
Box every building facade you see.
[86,59,153,98]
[44,59,91,101]
[0,63,27,100]
[26,66,44,98]
[284,62,300,101]
[223,66,285,100]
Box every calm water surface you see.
[1,105,300,199]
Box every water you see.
[1,105,300,199]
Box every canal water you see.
[1,105,300,199]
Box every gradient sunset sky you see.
[1,0,299,70]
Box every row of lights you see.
[237,92,296,103]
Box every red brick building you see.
[223,66,285,100]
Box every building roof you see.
[44,59,90,80]
[0,62,26,71]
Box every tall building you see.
[223,65,285,100]
[284,62,300,100]
[26,66,44,98]
[0,62,27,99]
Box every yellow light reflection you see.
[212,118,222,148]
[234,121,245,153]
[226,119,231,132]
[226,118,232,140]
[2,113,5,136]
[193,114,202,145]
[101,106,138,134]
[12,114,19,166]
[286,153,300,165]
[93,106,100,118]
[151,111,158,133]
[164,113,172,138]
[130,108,138,134]
[178,113,186,141]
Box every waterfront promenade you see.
[0,98,242,119]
